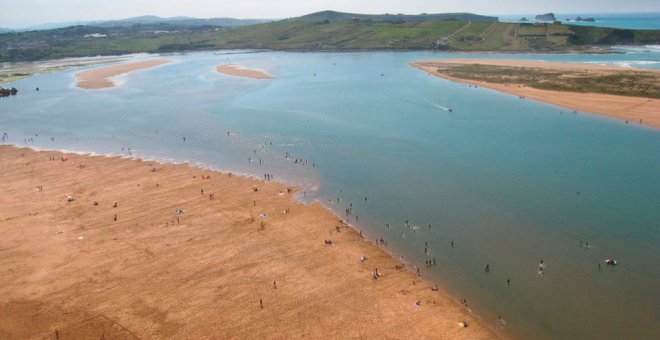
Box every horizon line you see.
[3,10,660,30]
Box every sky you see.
[1,0,659,28]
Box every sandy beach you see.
[1,56,127,86]
[412,59,660,129]
[217,64,274,79]
[75,60,170,89]
[0,145,497,339]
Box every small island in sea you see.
[535,12,557,21]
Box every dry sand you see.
[412,59,660,129]
[217,64,274,79]
[0,145,498,339]
[75,60,170,89]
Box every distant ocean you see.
[499,12,660,30]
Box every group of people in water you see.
[11,125,625,333]
[1,132,51,145]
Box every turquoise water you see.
[499,12,660,29]
[1,49,660,339]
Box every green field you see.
[435,63,660,99]
[1,16,658,62]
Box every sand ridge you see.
[0,145,498,339]
[217,64,274,79]
[75,60,171,89]
[412,59,660,130]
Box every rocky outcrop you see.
[535,13,557,21]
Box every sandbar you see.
[75,60,170,89]
[217,64,273,79]
[0,145,497,339]
[412,59,660,129]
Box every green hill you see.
[295,10,498,23]
[1,11,658,62]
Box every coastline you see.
[75,60,171,89]
[0,144,499,339]
[0,56,129,86]
[411,60,660,129]
[216,64,274,79]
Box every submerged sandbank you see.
[1,56,127,86]
[0,145,497,339]
[217,64,274,79]
[75,60,170,89]
[412,59,660,129]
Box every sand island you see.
[217,64,274,79]
[75,60,170,89]
[412,59,660,129]
[0,145,497,339]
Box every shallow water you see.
[1,49,659,339]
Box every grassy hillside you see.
[93,16,271,28]
[431,62,660,98]
[1,16,658,62]
[295,10,498,23]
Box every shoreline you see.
[1,45,624,65]
[75,60,171,89]
[411,59,660,130]
[216,64,274,79]
[0,144,500,339]
[0,56,129,86]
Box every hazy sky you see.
[1,0,659,28]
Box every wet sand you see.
[412,59,660,129]
[75,60,170,89]
[0,145,497,339]
[217,64,274,79]
[1,56,127,85]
